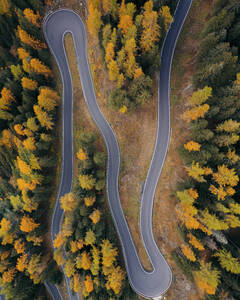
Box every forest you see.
[87,0,175,112]
[0,0,62,299]
[173,0,240,299]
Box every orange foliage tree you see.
[20,216,39,233]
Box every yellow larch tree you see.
[17,48,30,60]
[60,193,76,212]
[106,266,125,295]
[101,239,118,267]
[79,174,96,190]
[53,232,65,248]
[188,86,212,106]
[90,246,100,276]
[2,267,16,283]
[20,216,39,233]
[140,0,160,52]
[22,59,32,73]
[89,209,100,224]
[77,148,88,161]
[23,8,41,27]
[105,42,115,64]
[213,165,239,187]
[73,274,81,293]
[65,259,75,278]
[16,253,28,272]
[118,14,133,35]
[194,261,220,295]
[216,119,240,132]
[0,87,15,111]
[14,124,25,136]
[18,26,46,49]
[160,6,173,31]
[181,244,196,262]
[107,59,119,81]
[182,104,210,123]
[84,275,94,294]
[84,196,96,207]
[187,161,206,182]
[23,137,36,151]
[14,239,26,254]
[21,77,38,90]
[16,156,31,176]
[38,88,59,111]
[184,140,201,151]
[30,58,52,77]
[215,249,240,274]
[27,117,39,132]
[201,209,228,231]
[0,0,11,15]
[85,229,96,246]
[81,251,91,270]
[87,4,102,38]
[33,105,54,130]
[187,233,204,251]
[27,254,45,284]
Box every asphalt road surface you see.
[43,0,192,299]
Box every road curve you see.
[43,0,192,299]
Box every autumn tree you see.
[38,88,59,111]
[85,229,96,246]
[60,193,76,212]
[140,0,160,52]
[81,251,91,270]
[30,58,52,77]
[184,140,201,151]
[160,6,173,31]
[77,148,88,161]
[106,266,125,295]
[0,0,11,15]
[89,209,100,224]
[87,4,102,38]
[16,254,28,272]
[53,232,65,248]
[2,268,16,283]
[23,8,41,27]
[18,26,46,49]
[14,239,26,254]
[33,105,54,129]
[194,261,220,295]
[84,275,94,294]
[20,216,39,232]
[0,87,15,111]
[101,239,117,267]
[21,77,38,90]
[181,244,196,262]
[79,174,96,190]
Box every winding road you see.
[43,0,192,299]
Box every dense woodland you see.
[87,0,175,112]
[0,0,65,299]
[54,131,135,299]
[173,1,240,299]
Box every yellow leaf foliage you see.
[65,259,75,278]
[90,246,100,276]
[106,266,125,295]
[81,251,91,270]
[0,87,15,110]
[181,244,196,262]
[17,47,30,60]
[77,148,88,161]
[0,0,11,15]
[27,117,39,132]
[38,88,59,111]
[182,104,210,123]
[187,162,206,182]
[16,253,28,272]
[23,137,36,151]
[33,105,54,130]
[53,232,65,248]
[79,174,96,190]
[20,216,39,233]
[0,218,11,233]
[84,275,94,294]
[21,77,38,90]
[73,274,81,293]
[216,119,240,132]
[118,14,133,35]
[22,59,32,73]
[89,209,101,224]
[105,42,115,63]
[160,6,173,31]
[107,59,119,81]
[188,233,204,251]
[140,0,160,52]
[1,129,12,148]
[101,239,117,267]
[213,165,239,187]
[194,261,220,295]
[188,86,212,106]
[87,4,102,38]
[2,267,16,283]
[16,156,31,176]
[30,58,51,77]
[14,239,26,254]
[85,229,96,245]
[60,193,76,212]
[184,140,201,151]
[18,26,46,49]
[14,124,25,136]
[23,8,41,27]
[84,196,96,207]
